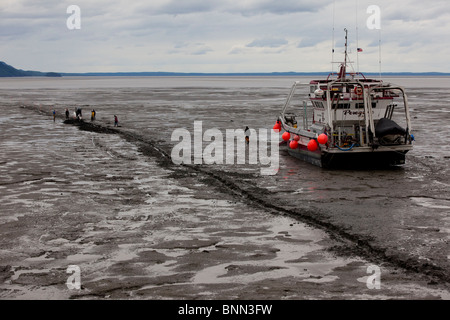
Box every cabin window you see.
[338,103,350,109]
[331,103,350,109]
[355,103,377,109]
[310,86,316,93]
[312,101,324,109]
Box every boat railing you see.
[279,82,316,139]
[368,85,412,136]
[326,72,368,81]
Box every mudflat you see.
[0,77,449,299]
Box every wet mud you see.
[0,77,449,299]
[60,113,450,286]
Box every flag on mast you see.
[357,48,363,52]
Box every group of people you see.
[52,107,119,126]
[61,107,85,120]
[55,107,245,134]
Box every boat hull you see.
[320,150,407,169]
[283,143,410,169]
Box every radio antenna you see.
[331,0,336,73]
[378,29,382,79]
[355,0,360,73]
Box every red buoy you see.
[273,123,281,132]
[307,139,318,151]
[317,133,328,145]
[294,135,300,141]
[289,140,299,149]
[282,132,291,141]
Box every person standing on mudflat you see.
[244,126,251,144]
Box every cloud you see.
[147,0,217,15]
[223,0,330,16]
[228,46,246,55]
[1,0,450,73]
[297,37,319,48]
[192,47,213,55]
[246,37,288,48]
[136,0,330,16]
[380,0,450,22]
[168,42,213,55]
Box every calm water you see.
[0,76,449,297]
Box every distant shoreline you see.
[59,72,450,77]
[2,61,450,78]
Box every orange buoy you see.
[282,132,291,141]
[289,140,298,149]
[317,133,328,145]
[307,139,318,151]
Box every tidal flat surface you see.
[0,76,448,299]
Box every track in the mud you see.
[58,111,449,286]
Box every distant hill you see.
[1,61,449,77]
[0,61,61,77]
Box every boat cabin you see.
[281,66,412,150]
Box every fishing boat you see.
[274,29,414,168]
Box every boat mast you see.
[337,28,349,81]
[344,28,348,71]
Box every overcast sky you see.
[1,0,449,73]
